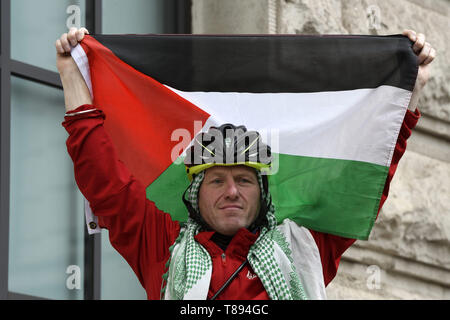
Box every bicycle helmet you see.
[184,123,272,180]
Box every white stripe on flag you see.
[71,44,93,98]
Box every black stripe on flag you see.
[92,34,418,93]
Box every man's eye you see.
[212,179,223,184]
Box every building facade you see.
[190,0,449,300]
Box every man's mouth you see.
[219,204,243,210]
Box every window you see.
[9,76,85,300]
[1,0,191,300]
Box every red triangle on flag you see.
[80,35,210,187]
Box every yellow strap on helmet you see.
[186,162,271,181]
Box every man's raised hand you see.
[55,27,92,112]
[402,30,436,89]
[55,27,89,75]
[402,30,436,110]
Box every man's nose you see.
[224,179,239,199]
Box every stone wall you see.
[191,0,450,299]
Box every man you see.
[56,28,435,299]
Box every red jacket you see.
[62,104,420,300]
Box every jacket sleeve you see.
[62,104,180,290]
[309,108,421,286]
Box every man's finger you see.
[413,33,425,53]
[418,42,431,65]
[55,39,65,54]
[67,27,78,46]
[423,47,436,65]
[402,29,417,42]
[77,27,90,41]
[60,33,71,52]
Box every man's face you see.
[198,165,261,236]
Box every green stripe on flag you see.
[146,154,389,240]
[146,157,190,223]
[269,154,389,240]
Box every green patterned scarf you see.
[161,170,308,300]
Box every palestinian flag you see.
[71,34,417,240]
